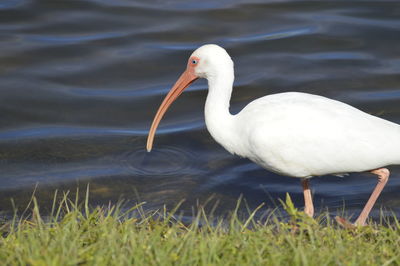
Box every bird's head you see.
[189,44,234,79]
[146,44,232,152]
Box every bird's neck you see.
[204,72,237,154]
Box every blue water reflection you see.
[0,0,399,220]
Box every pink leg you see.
[354,168,389,226]
[302,179,314,217]
[336,168,389,228]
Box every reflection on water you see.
[123,145,198,176]
[1,0,400,220]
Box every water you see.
[1,0,400,220]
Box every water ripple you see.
[225,27,317,43]
[302,51,374,61]
[120,145,201,177]
[346,89,400,102]
[0,126,140,141]
[62,83,206,98]
[26,32,129,45]
[0,124,205,141]
[0,0,26,10]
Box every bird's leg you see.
[336,168,389,228]
[354,168,389,226]
[302,179,314,217]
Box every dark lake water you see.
[1,0,400,221]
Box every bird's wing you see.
[235,92,400,177]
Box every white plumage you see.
[230,92,400,177]
[147,44,396,227]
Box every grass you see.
[0,190,399,266]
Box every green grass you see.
[1,191,399,266]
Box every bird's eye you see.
[192,59,197,64]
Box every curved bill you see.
[146,70,198,152]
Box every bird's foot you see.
[335,216,357,229]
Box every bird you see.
[146,44,397,227]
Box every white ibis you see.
[147,44,397,227]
